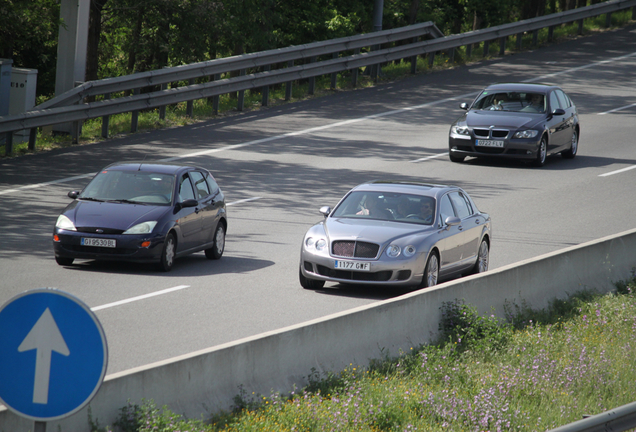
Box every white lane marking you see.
[599,165,636,177]
[227,197,262,206]
[598,102,636,115]
[0,173,96,196]
[91,285,190,311]
[410,152,449,163]
[2,51,635,197]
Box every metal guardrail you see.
[548,401,636,432]
[1,0,635,154]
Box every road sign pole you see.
[35,421,46,432]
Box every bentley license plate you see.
[81,237,116,248]
[476,139,504,147]
[334,260,370,271]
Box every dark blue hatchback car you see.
[53,162,227,271]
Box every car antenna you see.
[138,155,148,171]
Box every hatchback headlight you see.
[386,245,401,258]
[56,215,76,231]
[514,130,539,139]
[123,221,157,234]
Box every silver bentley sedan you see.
[299,181,491,290]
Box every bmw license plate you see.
[334,260,370,271]
[476,139,504,147]
[81,237,116,248]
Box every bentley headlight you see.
[386,245,401,258]
[123,221,157,234]
[403,245,417,257]
[315,239,327,251]
[513,130,539,139]
[55,215,76,231]
[305,237,315,248]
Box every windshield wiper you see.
[106,199,147,205]
[79,197,105,202]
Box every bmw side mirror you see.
[459,102,469,110]
[320,206,331,217]
[552,108,566,116]
[68,191,79,199]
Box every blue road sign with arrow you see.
[0,288,108,421]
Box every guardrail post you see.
[577,18,584,35]
[262,65,270,106]
[237,69,246,111]
[186,78,194,117]
[308,57,316,95]
[428,52,435,68]
[28,128,36,151]
[71,80,83,144]
[285,61,293,100]
[548,25,554,42]
[532,29,539,47]
[4,131,13,155]
[448,48,455,63]
[131,88,139,132]
[410,39,417,74]
[483,40,490,57]
[330,52,338,89]
[159,83,167,120]
[212,74,220,114]
[466,43,472,57]
[499,36,506,56]
[101,93,110,138]
[605,12,612,27]
[516,32,523,50]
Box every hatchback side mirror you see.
[552,108,566,116]
[68,191,80,199]
[180,199,199,208]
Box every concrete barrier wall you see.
[2,228,635,432]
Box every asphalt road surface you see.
[1,23,635,375]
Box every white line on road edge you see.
[599,165,636,177]
[227,197,262,206]
[2,51,635,197]
[91,285,191,311]
[410,152,449,163]
[598,102,636,115]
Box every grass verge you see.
[90,270,636,431]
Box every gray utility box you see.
[9,68,38,142]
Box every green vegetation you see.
[91,271,636,431]
[3,8,634,158]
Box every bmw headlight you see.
[403,245,417,258]
[513,130,539,139]
[123,221,157,234]
[450,125,470,139]
[386,245,401,258]
[56,215,76,231]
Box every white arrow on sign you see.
[18,308,70,404]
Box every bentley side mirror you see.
[445,216,461,226]
[320,206,331,217]
[459,102,469,110]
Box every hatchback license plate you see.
[476,139,504,147]
[334,260,370,271]
[81,237,116,248]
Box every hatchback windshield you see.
[473,91,545,113]
[332,191,436,224]
[79,170,176,205]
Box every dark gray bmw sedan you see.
[449,83,580,167]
